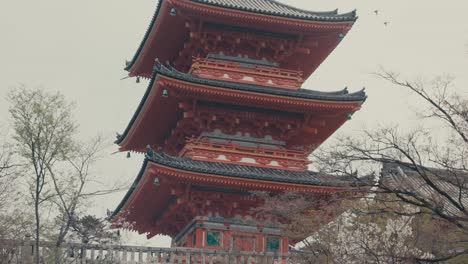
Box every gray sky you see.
[1,0,467,246]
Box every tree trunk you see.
[34,189,40,264]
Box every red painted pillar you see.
[224,230,233,251]
[282,236,289,253]
[195,228,204,249]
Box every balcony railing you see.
[1,240,309,264]
[189,58,304,90]
[179,138,309,171]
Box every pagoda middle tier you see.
[116,60,365,170]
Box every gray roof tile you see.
[191,0,357,21]
[148,151,369,187]
[155,62,367,102]
[381,162,468,218]
[112,151,370,218]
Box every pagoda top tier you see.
[125,0,357,79]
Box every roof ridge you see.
[190,0,357,21]
[266,0,338,16]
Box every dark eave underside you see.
[112,152,370,218]
[116,63,366,145]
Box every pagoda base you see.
[172,216,289,254]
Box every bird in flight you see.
[374,10,379,15]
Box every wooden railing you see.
[189,58,304,90]
[0,240,308,264]
[179,139,309,171]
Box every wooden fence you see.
[0,240,307,264]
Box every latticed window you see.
[206,231,222,247]
[266,237,280,251]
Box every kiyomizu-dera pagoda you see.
[113,0,367,254]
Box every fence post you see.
[20,240,33,264]
[81,246,87,264]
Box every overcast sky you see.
[1,0,467,246]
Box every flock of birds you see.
[374,9,390,26]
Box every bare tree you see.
[0,129,15,210]
[0,129,31,264]
[313,70,468,262]
[7,87,123,264]
[255,71,467,263]
[46,136,124,264]
[8,86,76,264]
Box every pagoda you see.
[113,0,367,254]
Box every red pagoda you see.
[113,0,366,254]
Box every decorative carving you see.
[162,104,308,155]
[174,20,309,71]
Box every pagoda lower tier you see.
[112,150,370,250]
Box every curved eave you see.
[125,0,164,72]
[112,153,369,220]
[116,65,366,149]
[156,63,367,102]
[115,73,159,146]
[125,0,357,74]
[112,158,150,220]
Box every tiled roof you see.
[112,151,371,218]
[155,62,367,102]
[147,151,370,187]
[381,162,468,218]
[191,0,357,22]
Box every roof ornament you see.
[146,145,154,157]
[153,177,160,186]
[338,33,345,41]
[154,58,162,71]
[170,7,177,17]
